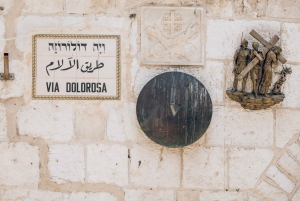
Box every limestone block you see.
[134,62,225,105]
[255,181,288,201]
[276,109,300,148]
[292,187,300,201]
[63,192,117,201]
[65,0,119,14]
[106,102,141,142]
[0,103,6,139]
[15,16,60,53]
[268,0,300,19]
[282,24,300,63]
[248,196,260,201]
[183,147,224,189]
[130,144,180,187]
[124,189,175,201]
[229,148,273,189]
[1,189,62,201]
[0,60,27,99]
[0,142,39,188]
[0,0,14,15]
[287,143,300,163]
[0,16,5,54]
[75,106,106,141]
[48,144,85,184]
[266,165,295,193]
[199,191,247,200]
[22,0,64,14]
[281,65,300,108]
[224,107,273,146]
[129,20,138,56]
[206,0,233,17]
[277,153,300,180]
[176,191,198,201]
[87,144,128,185]
[17,103,74,141]
[234,0,266,17]
[205,106,225,146]
[206,19,280,60]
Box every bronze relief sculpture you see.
[227,30,292,110]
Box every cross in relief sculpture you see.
[237,30,287,80]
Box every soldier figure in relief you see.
[232,39,251,95]
[250,42,263,98]
[258,46,282,97]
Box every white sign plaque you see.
[33,34,120,100]
[141,6,204,65]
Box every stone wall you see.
[0,0,300,200]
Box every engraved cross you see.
[162,11,183,57]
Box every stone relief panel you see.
[141,6,204,65]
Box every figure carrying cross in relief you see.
[258,46,282,97]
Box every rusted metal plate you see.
[136,72,212,148]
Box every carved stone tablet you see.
[136,72,212,148]
[141,6,204,65]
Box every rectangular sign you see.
[32,34,120,100]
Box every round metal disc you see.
[136,72,212,148]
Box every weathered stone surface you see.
[15,15,130,53]
[226,90,284,110]
[266,165,295,193]
[17,103,74,141]
[48,144,85,184]
[281,65,300,108]
[224,107,273,146]
[183,147,224,189]
[199,191,247,200]
[176,191,198,201]
[0,60,27,99]
[268,0,300,19]
[234,0,266,17]
[0,142,39,188]
[287,143,300,163]
[255,181,288,201]
[276,110,300,148]
[63,192,117,201]
[206,19,280,59]
[248,196,260,201]
[107,102,140,142]
[282,24,300,63]
[0,189,117,201]
[65,0,119,14]
[0,16,5,54]
[0,0,14,15]
[1,189,62,201]
[22,0,64,14]
[125,189,175,201]
[130,144,180,187]
[229,148,274,189]
[0,103,6,140]
[292,187,300,201]
[87,144,128,185]
[206,0,233,17]
[75,106,105,141]
[277,153,300,180]
[205,106,225,146]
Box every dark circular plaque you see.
[136,72,213,148]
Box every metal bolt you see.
[0,6,4,11]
